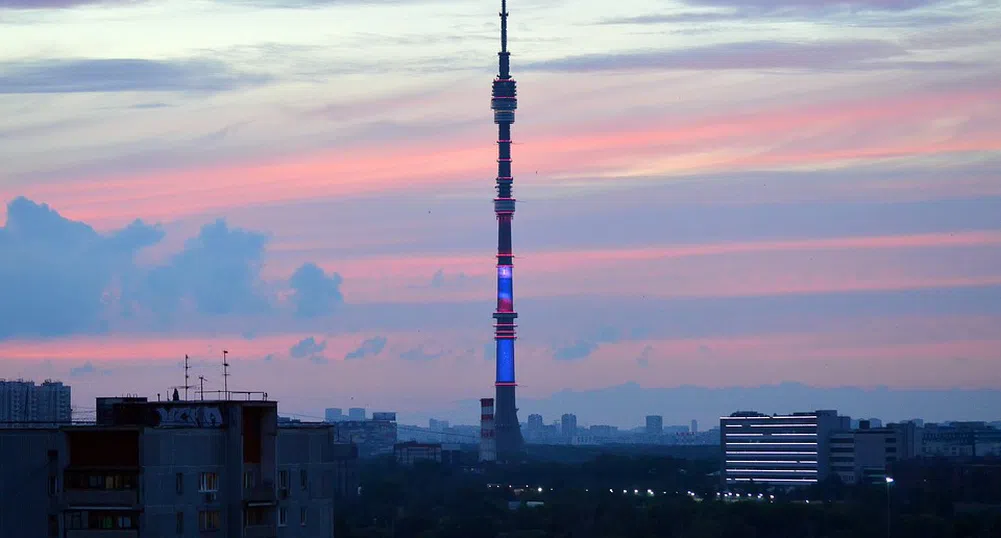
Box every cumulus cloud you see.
[134,219,270,317]
[552,340,599,361]
[552,326,629,361]
[400,346,445,361]
[289,336,326,359]
[0,198,349,338]
[345,336,387,360]
[0,58,269,94]
[289,262,343,318]
[69,361,112,377]
[429,268,468,289]
[0,197,163,339]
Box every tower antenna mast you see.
[184,354,190,401]
[222,350,230,401]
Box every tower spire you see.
[500,0,508,53]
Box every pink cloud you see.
[3,84,997,228]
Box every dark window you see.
[48,475,58,495]
[300,469,308,489]
[300,507,307,526]
[176,512,184,534]
[199,511,221,531]
[176,472,183,494]
[67,512,84,530]
[48,515,58,538]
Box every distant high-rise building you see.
[527,414,543,430]
[324,407,343,422]
[646,415,663,435]
[348,407,366,421]
[691,419,698,433]
[560,413,577,441]
[0,379,71,427]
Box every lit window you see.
[199,472,219,492]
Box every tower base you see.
[494,384,523,462]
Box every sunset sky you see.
[1,0,999,427]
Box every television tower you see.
[490,0,523,461]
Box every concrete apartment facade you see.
[0,379,72,427]
[0,396,357,538]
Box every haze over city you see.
[1,0,1000,426]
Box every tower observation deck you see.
[490,0,523,462]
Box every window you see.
[67,512,84,530]
[244,507,266,526]
[278,470,289,489]
[48,515,58,538]
[176,512,184,534]
[300,507,307,526]
[199,472,219,492]
[199,510,221,531]
[244,470,255,489]
[300,469,308,489]
[176,473,183,494]
[48,475,58,495]
[278,508,288,527]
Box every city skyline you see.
[1,0,1000,423]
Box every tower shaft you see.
[490,0,522,461]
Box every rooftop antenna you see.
[184,354,191,401]
[199,376,206,401]
[222,350,230,401]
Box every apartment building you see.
[0,379,71,427]
[0,395,357,538]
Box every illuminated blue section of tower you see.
[496,339,514,383]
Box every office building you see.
[691,419,698,434]
[721,410,849,488]
[920,421,1001,458]
[0,379,71,427]
[347,408,366,421]
[645,415,663,436]
[0,395,356,538]
[830,421,920,484]
[324,408,343,422]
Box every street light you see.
[884,476,894,538]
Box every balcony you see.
[67,531,138,538]
[244,482,276,504]
[63,489,138,508]
[243,525,276,538]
